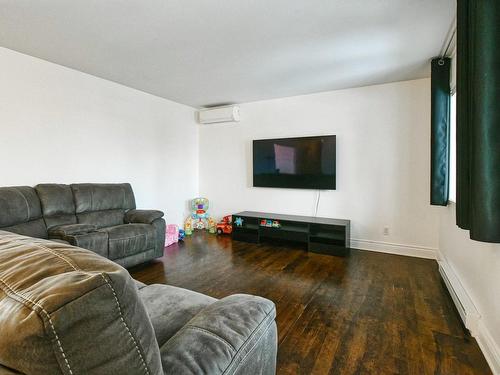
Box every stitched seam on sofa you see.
[223,317,274,375]
[4,238,75,272]
[185,326,237,353]
[159,321,199,353]
[66,229,92,237]
[108,233,147,241]
[29,243,151,375]
[98,272,151,375]
[51,225,94,237]
[0,278,74,375]
[13,188,31,222]
[160,304,275,374]
[158,325,212,356]
[119,248,154,256]
[224,319,275,375]
[90,187,94,212]
[221,308,275,375]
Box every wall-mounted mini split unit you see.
[197,105,240,124]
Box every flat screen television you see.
[253,135,336,190]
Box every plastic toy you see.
[259,219,280,228]
[234,217,243,227]
[184,219,193,235]
[216,215,233,235]
[208,217,217,234]
[178,229,185,241]
[165,224,179,247]
[184,197,214,235]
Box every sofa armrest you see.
[48,223,97,237]
[125,209,164,224]
[160,294,277,375]
[63,231,109,259]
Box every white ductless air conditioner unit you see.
[197,105,240,124]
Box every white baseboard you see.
[351,238,437,259]
[438,260,481,334]
[477,319,500,375]
[438,255,500,375]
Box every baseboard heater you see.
[438,260,480,335]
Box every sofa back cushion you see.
[71,183,136,228]
[35,184,77,229]
[0,186,47,238]
[0,231,163,375]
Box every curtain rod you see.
[442,29,456,57]
[440,16,457,58]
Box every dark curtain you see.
[430,57,451,206]
[456,0,500,242]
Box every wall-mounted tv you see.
[253,135,336,190]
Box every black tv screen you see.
[253,135,336,190]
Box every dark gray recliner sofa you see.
[0,231,278,374]
[0,183,165,268]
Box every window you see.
[449,93,456,202]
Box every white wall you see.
[199,79,440,256]
[0,47,198,225]
[439,203,500,373]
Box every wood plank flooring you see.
[129,232,492,375]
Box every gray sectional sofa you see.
[0,183,165,268]
[0,231,278,374]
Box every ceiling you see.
[0,0,455,108]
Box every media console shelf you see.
[232,211,350,257]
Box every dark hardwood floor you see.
[129,232,491,375]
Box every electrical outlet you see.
[383,227,389,236]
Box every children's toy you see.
[261,219,272,227]
[184,219,193,235]
[208,217,217,234]
[216,215,232,235]
[259,219,280,228]
[165,224,179,247]
[234,217,243,227]
[178,229,185,241]
[184,197,214,235]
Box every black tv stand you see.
[232,211,350,257]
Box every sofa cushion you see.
[0,186,47,238]
[125,209,165,224]
[100,224,156,260]
[160,294,277,374]
[1,219,48,239]
[35,184,77,229]
[63,231,109,258]
[0,231,163,375]
[139,284,216,346]
[0,186,42,227]
[77,209,125,229]
[48,223,97,237]
[71,183,136,213]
